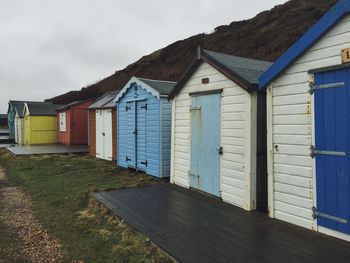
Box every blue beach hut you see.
[114,76,176,178]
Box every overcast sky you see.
[0,0,287,113]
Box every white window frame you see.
[59,112,67,132]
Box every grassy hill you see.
[48,0,337,104]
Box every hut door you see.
[126,101,136,168]
[190,93,221,197]
[95,110,104,159]
[136,100,147,171]
[103,109,113,161]
[314,68,350,234]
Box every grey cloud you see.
[0,0,286,112]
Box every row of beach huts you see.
[5,0,350,241]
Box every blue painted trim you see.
[259,0,350,89]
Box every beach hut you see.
[115,77,176,178]
[14,106,25,144]
[169,49,272,211]
[23,102,61,145]
[89,90,120,161]
[259,0,350,240]
[7,101,26,141]
[56,100,93,145]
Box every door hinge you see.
[310,145,346,158]
[140,104,148,110]
[188,171,199,178]
[126,156,131,162]
[190,106,201,111]
[126,106,131,112]
[312,207,348,224]
[133,129,137,135]
[140,160,148,167]
[309,82,345,94]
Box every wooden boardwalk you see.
[94,184,350,263]
[6,144,88,156]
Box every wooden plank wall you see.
[171,61,255,210]
[268,15,350,230]
[89,109,96,156]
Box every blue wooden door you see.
[126,101,136,168]
[314,68,350,234]
[190,93,221,196]
[136,100,147,172]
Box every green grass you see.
[0,150,172,263]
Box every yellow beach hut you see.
[23,102,61,145]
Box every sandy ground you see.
[0,166,65,263]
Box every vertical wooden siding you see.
[171,61,255,210]
[268,15,350,230]
[24,116,58,145]
[161,98,172,177]
[112,109,117,161]
[58,101,91,145]
[117,85,162,177]
[89,109,96,156]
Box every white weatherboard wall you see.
[267,15,350,232]
[14,116,24,144]
[171,61,257,210]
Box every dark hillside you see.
[48,0,337,104]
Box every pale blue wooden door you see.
[314,68,350,234]
[136,100,147,172]
[126,101,136,168]
[190,93,221,196]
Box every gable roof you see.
[137,78,176,96]
[259,0,350,89]
[56,100,93,111]
[8,101,26,117]
[56,101,83,111]
[24,102,62,116]
[169,49,272,98]
[89,90,121,109]
[8,100,41,117]
[114,76,177,103]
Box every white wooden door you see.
[104,109,113,161]
[95,110,104,159]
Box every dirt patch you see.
[0,167,65,263]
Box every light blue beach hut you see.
[114,76,176,178]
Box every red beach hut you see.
[56,100,93,145]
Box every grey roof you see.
[25,102,63,116]
[138,77,176,96]
[202,50,273,85]
[89,90,121,109]
[56,101,83,111]
[9,101,27,117]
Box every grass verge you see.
[0,150,172,263]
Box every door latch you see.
[217,146,223,155]
[312,207,347,224]
[310,145,346,158]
